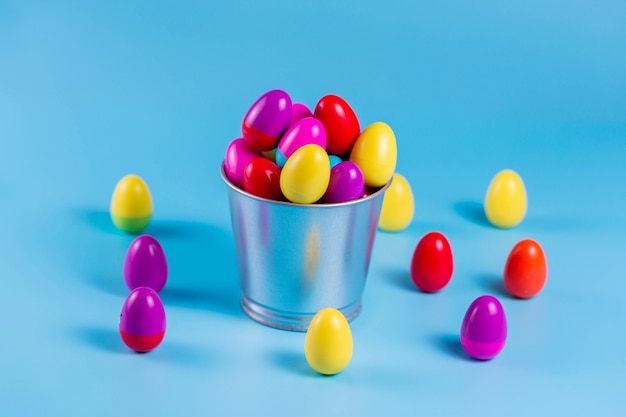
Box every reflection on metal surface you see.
[305,224,320,283]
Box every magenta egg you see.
[291,103,313,125]
[224,138,262,188]
[242,89,292,151]
[119,287,166,352]
[460,295,507,360]
[322,161,365,203]
[124,235,168,292]
[276,117,327,168]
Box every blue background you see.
[1,1,625,415]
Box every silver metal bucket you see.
[221,164,389,331]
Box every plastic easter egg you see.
[243,157,283,200]
[460,295,507,360]
[350,122,397,188]
[328,155,343,168]
[280,144,330,204]
[378,173,414,232]
[276,117,327,168]
[119,287,166,353]
[291,103,313,124]
[323,161,365,203]
[314,95,360,155]
[224,138,262,188]
[410,232,453,292]
[110,174,153,234]
[484,169,527,228]
[124,235,168,292]
[242,89,292,151]
[504,239,547,298]
[304,308,353,375]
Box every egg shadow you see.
[270,350,325,378]
[89,273,129,298]
[432,333,478,362]
[474,273,514,299]
[75,208,120,235]
[144,220,203,239]
[453,201,491,228]
[67,206,243,315]
[63,207,136,296]
[144,341,214,368]
[151,220,244,318]
[380,267,415,292]
[73,326,130,354]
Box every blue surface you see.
[2,1,626,415]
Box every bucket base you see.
[241,295,362,332]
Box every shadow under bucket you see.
[221,165,389,331]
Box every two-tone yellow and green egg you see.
[110,174,153,234]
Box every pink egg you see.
[224,138,262,188]
[276,117,327,167]
[291,103,313,125]
[322,161,365,203]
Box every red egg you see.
[410,232,454,292]
[503,239,547,298]
[313,95,360,156]
[243,157,283,200]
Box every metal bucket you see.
[221,164,389,331]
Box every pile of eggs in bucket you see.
[223,89,415,232]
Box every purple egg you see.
[119,287,166,352]
[460,295,507,360]
[242,89,292,151]
[291,103,313,125]
[322,161,365,203]
[224,138,262,188]
[276,117,327,167]
[124,235,168,292]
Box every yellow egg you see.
[484,169,527,228]
[110,174,153,233]
[349,122,397,187]
[379,173,414,232]
[280,144,330,204]
[304,308,353,375]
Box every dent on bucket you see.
[221,89,415,332]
